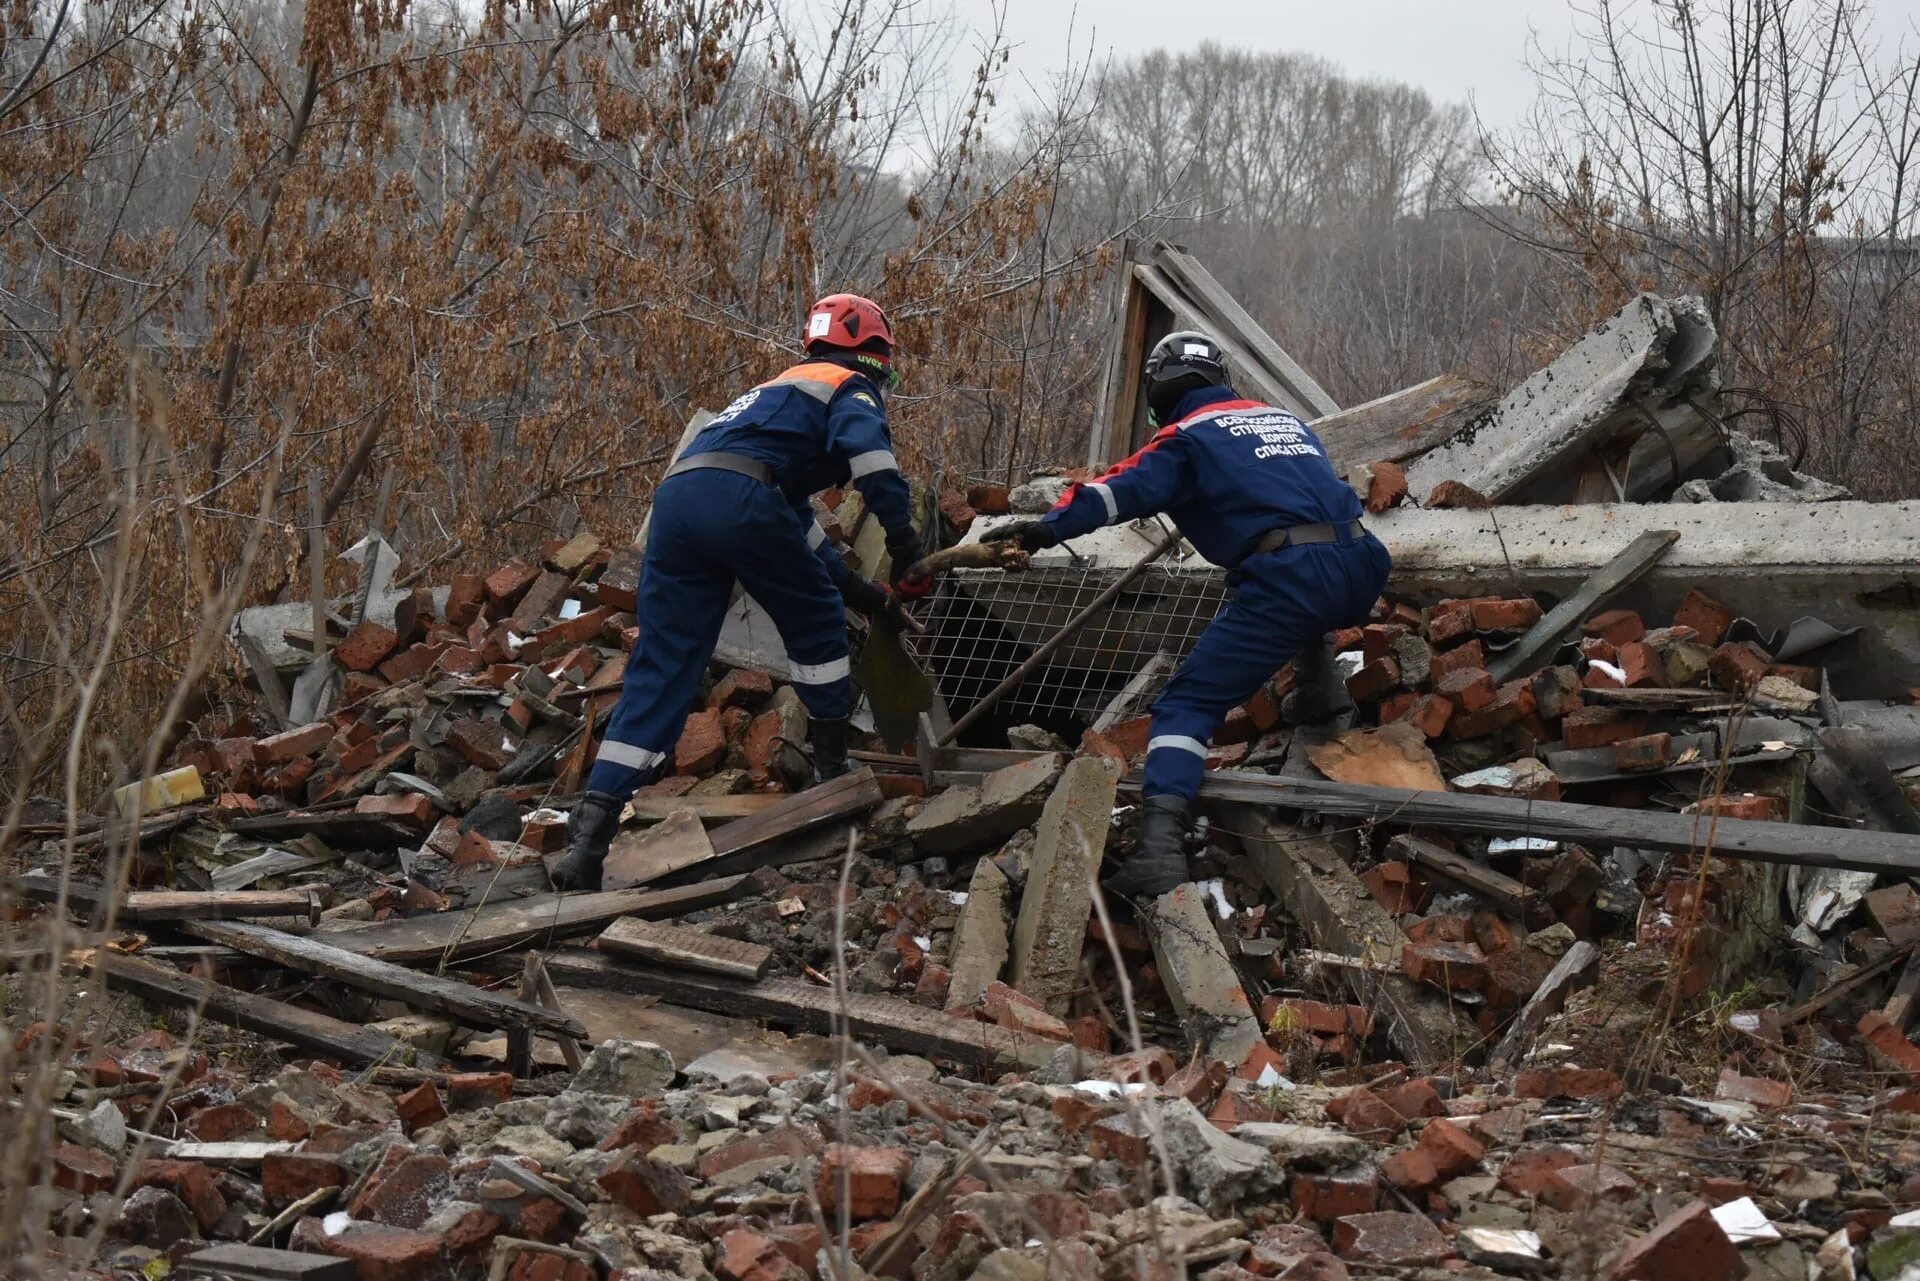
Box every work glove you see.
[842,576,910,630]
[981,519,1059,552]
[885,529,927,596]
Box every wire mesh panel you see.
[916,564,1227,735]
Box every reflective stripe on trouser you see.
[588,468,853,796]
[1142,534,1393,802]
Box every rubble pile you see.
[11,247,1920,1281]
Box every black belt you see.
[1251,519,1366,556]
[664,451,774,486]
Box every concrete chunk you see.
[1144,884,1261,1064]
[1008,755,1118,1014]
[945,858,1011,1012]
[907,753,1064,855]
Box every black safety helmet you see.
[1143,330,1229,425]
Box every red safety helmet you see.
[804,293,895,361]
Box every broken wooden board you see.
[1488,529,1680,683]
[83,950,413,1067]
[1308,372,1498,471]
[603,807,715,887]
[14,876,322,927]
[654,769,884,885]
[1187,771,1920,877]
[627,794,784,824]
[1227,815,1477,1070]
[182,919,587,1040]
[1388,834,1545,925]
[313,876,750,965]
[597,916,771,980]
[524,948,1067,1071]
[183,1244,353,1281]
[1784,942,1917,1025]
[1488,941,1601,1071]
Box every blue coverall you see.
[1039,384,1392,801]
[587,360,915,795]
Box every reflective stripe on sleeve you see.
[1146,735,1208,758]
[789,655,853,684]
[596,741,666,770]
[1087,481,1119,522]
[847,450,899,479]
[808,521,829,549]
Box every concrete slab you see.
[945,858,1012,1012]
[1145,884,1261,1064]
[907,752,1064,855]
[1009,755,1121,1014]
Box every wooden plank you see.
[1488,940,1601,1072]
[1231,815,1476,1070]
[604,808,715,887]
[84,950,411,1067]
[598,916,771,980]
[227,810,416,850]
[1810,726,1920,836]
[1152,244,1341,417]
[1388,834,1546,924]
[1184,771,1920,877]
[312,876,750,965]
[654,769,883,885]
[1307,373,1498,471]
[523,949,1064,1071]
[185,1244,354,1281]
[526,954,586,1072]
[124,889,322,925]
[627,794,784,824]
[183,920,587,1040]
[1488,529,1680,683]
[1784,942,1916,1025]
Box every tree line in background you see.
[1,0,1916,800]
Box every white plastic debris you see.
[1200,878,1233,919]
[1459,1227,1544,1259]
[1710,1197,1781,1244]
[1335,651,1366,678]
[1489,836,1560,853]
[558,598,583,620]
[913,935,931,952]
[948,891,969,906]
[1073,1080,1151,1100]
[1589,659,1627,683]
[1891,1209,1920,1228]
[323,1212,352,1236]
[1254,1064,1295,1090]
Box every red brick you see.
[1426,601,1479,646]
[356,791,438,830]
[445,1071,512,1111]
[1686,792,1781,821]
[317,1223,449,1281]
[1471,598,1543,632]
[261,1151,346,1206]
[1291,1172,1379,1221]
[597,1152,693,1216]
[1563,706,1647,749]
[1081,716,1152,767]
[1426,480,1493,509]
[1437,667,1495,712]
[1246,683,1284,732]
[716,1229,802,1281]
[1359,860,1428,915]
[712,668,775,709]
[350,1151,452,1228]
[531,606,615,650]
[1266,998,1373,1039]
[1766,662,1819,690]
[965,484,1011,515]
[130,1159,226,1230]
[1405,694,1453,738]
[1418,1117,1485,1178]
[1405,913,1472,945]
[446,573,486,627]
[185,1101,261,1142]
[1333,1087,1409,1138]
[1361,462,1408,513]
[1377,691,1418,725]
[379,642,447,685]
[445,718,518,771]
[596,547,644,612]
[51,1143,115,1194]
[1428,639,1487,682]
[254,721,334,765]
[1859,1010,1920,1079]
[1363,623,1409,664]
[1542,1162,1638,1211]
[1401,941,1486,990]
[1611,1199,1742,1281]
[1513,1066,1623,1100]
[484,561,540,609]
[1497,1145,1581,1198]
[1105,1046,1176,1085]
[1583,608,1646,646]
[1087,1114,1153,1163]
[336,620,401,673]
[675,707,727,776]
[816,1145,909,1221]
[1612,732,1673,773]
[601,1101,681,1156]
[395,1082,446,1133]
[437,645,483,676]
[1715,1068,1791,1108]
[1672,588,1734,647]
[1617,640,1662,687]
[1381,1146,1440,1191]
[506,570,572,633]
[1708,641,1771,690]
[1346,656,1401,702]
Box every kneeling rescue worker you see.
[986,331,1391,899]
[553,294,927,891]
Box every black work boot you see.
[1282,634,1358,726]
[1104,795,1192,900]
[809,715,851,784]
[549,790,625,892]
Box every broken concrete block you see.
[945,858,1011,1012]
[1008,755,1119,1015]
[907,752,1064,855]
[1144,883,1261,1064]
[1158,1098,1283,1215]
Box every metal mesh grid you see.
[915,564,1228,732]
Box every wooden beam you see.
[1488,529,1680,683]
[653,768,883,884]
[627,794,784,824]
[1307,373,1497,472]
[1182,771,1920,877]
[597,917,771,980]
[183,920,587,1040]
[312,876,751,965]
[1488,941,1601,1072]
[1387,835,1547,925]
[520,949,1066,1071]
[14,876,323,927]
[605,808,715,887]
[1783,942,1916,1025]
[84,950,411,1067]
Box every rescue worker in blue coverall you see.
[552,293,927,892]
[985,331,1392,899]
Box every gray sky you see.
[940,0,1920,130]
